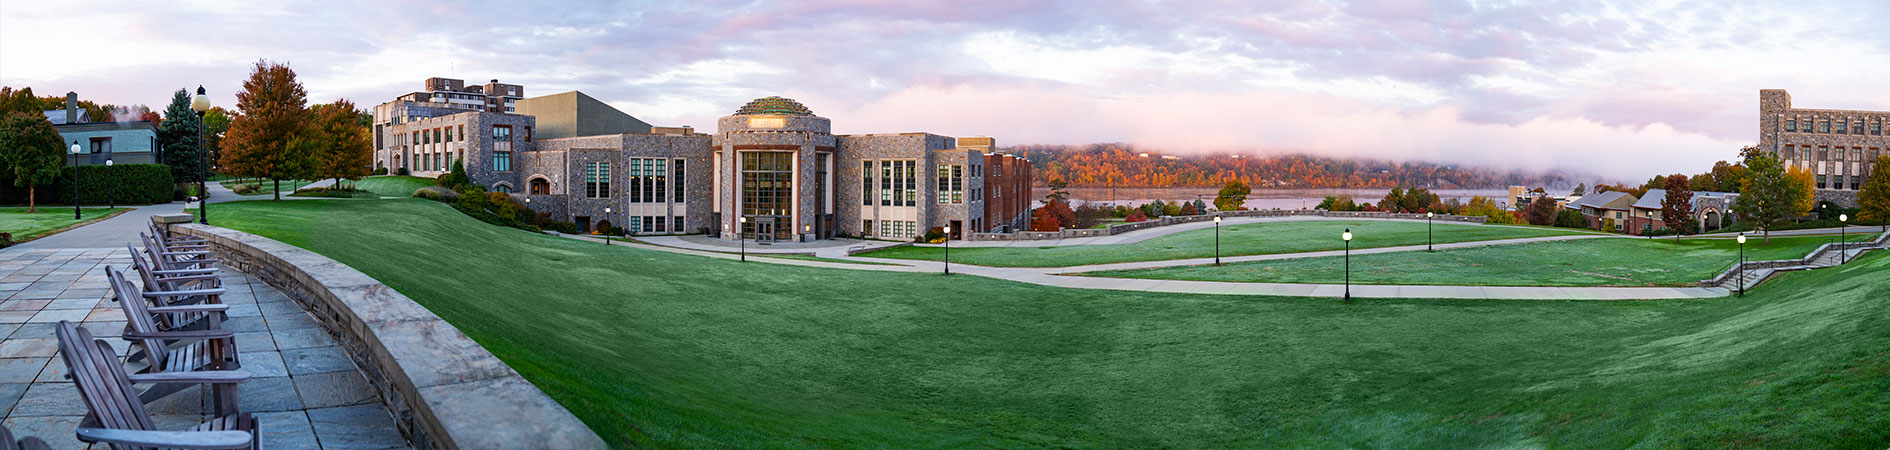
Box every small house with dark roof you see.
[46,92,159,166]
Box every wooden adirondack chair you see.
[123,250,224,337]
[0,426,52,450]
[105,267,242,416]
[138,232,218,271]
[126,244,222,305]
[54,321,257,450]
[147,221,210,246]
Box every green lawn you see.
[291,176,437,199]
[0,207,129,242]
[1082,234,1881,287]
[203,198,1890,448]
[221,178,315,195]
[756,254,901,266]
[859,220,1589,267]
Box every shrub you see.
[1553,209,1587,228]
[0,232,11,248]
[602,226,626,237]
[437,159,470,189]
[232,184,260,195]
[47,163,174,205]
[396,167,410,176]
[372,167,389,176]
[919,227,946,243]
[1125,209,1148,223]
[413,186,461,203]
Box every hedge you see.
[50,163,175,205]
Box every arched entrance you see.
[1700,208,1722,232]
[529,177,550,195]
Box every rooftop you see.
[734,96,814,116]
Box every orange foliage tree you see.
[221,59,313,200]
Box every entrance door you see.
[756,218,776,243]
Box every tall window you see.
[493,125,513,154]
[1875,122,1884,136]
[862,161,874,205]
[493,151,511,172]
[741,151,793,217]
[1854,121,1865,135]
[879,160,916,207]
[672,159,686,203]
[445,127,453,142]
[585,162,610,198]
[937,164,963,204]
[627,158,667,203]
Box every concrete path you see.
[635,235,906,256]
[14,179,314,250]
[926,215,1608,248]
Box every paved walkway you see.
[10,177,284,251]
[925,215,1607,248]
[0,248,407,449]
[635,235,905,256]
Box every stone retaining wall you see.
[966,210,1488,241]
[1701,231,1890,287]
[166,222,606,450]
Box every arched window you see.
[494,184,513,194]
[529,177,550,195]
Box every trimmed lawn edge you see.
[10,207,134,243]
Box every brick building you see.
[1759,89,1888,207]
[370,82,1032,242]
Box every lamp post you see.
[603,207,612,245]
[70,141,82,220]
[1736,233,1746,297]
[1839,213,1848,264]
[191,86,211,225]
[1213,216,1222,266]
[943,225,952,275]
[1342,228,1353,302]
[104,159,114,209]
[1426,211,1434,252]
[738,217,748,262]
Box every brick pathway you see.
[0,247,408,449]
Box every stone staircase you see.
[1702,230,1890,291]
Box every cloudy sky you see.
[5,0,1887,179]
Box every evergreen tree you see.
[156,88,203,182]
[1571,183,1586,197]
[0,112,67,212]
[221,60,313,201]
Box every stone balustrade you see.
[162,219,606,450]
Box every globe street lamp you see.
[1426,211,1434,252]
[603,207,612,245]
[738,217,748,262]
[1837,213,1852,262]
[1212,216,1224,266]
[1342,228,1353,303]
[191,86,211,225]
[104,159,114,209]
[943,225,953,275]
[70,141,82,220]
[1736,233,1747,297]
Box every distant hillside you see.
[1014,144,1584,189]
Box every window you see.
[493,150,511,172]
[1817,175,1827,189]
[863,220,873,236]
[740,152,794,239]
[1819,120,1831,133]
[1853,175,1863,190]
[445,127,453,142]
[862,161,874,205]
[879,160,916,207]
[674,216,685,233]
[937,165,963,204]
[585,162,610,198]
[1784,145,1795,160]
[434,128,442,144]
[879,220,918,239]
[1820,148,1829,161]
[1854,121,1865,135]
[1875,122,1884,136]
[493,125,512,154]
[494,184,512,194]
[529,178,550,195]
[672,159,686,203]
[1786,119,1798,132]
[627,158,667,203]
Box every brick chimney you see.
[65,92,78,124]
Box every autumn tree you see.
[1783,167,1815,220]
[1524,196,1558,226]
[202,107,232,171]
[221,60,313,200]
[1380,187,1405,212]
[0,112,67,212]
[1213,179,1249,211]
[157,89,203,182]
[1402,188,1438,213]
[305,100,372,189]
[1858,156,1890,229]
[1031,200,1075,231]
[1732,146,1799,243]
[1660,174,1695,235]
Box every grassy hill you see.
[207,198,1890,448]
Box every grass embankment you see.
[1082,234,1880,287]
[0,207,130,243]
[221,178,315,196]
[291,176,437,198]
[859,220,1584,267]
[208,199,1890,448]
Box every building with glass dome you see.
[372,83,1032,242]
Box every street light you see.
[104,159,114,209]
[1839,213,1848,264]
[1342,228,1353,302]
[1213,216,1223,266]
[1736,233,1747,297]
[943,225,952,275]
[1426,211,1434,252]
[738,217,748,262]
[603,207,612,245]
[191,86,211,225]
[70,141,82,220]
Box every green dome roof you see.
[735,96,814,116]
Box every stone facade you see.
[1759,89,1888,207]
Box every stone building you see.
[1759,89,1888,207]
[369,81,1032,242]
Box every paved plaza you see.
[0,247,408,449]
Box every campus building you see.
[370,80,1033,242]
[45,92,159,166]
[1759,89,1887,207]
